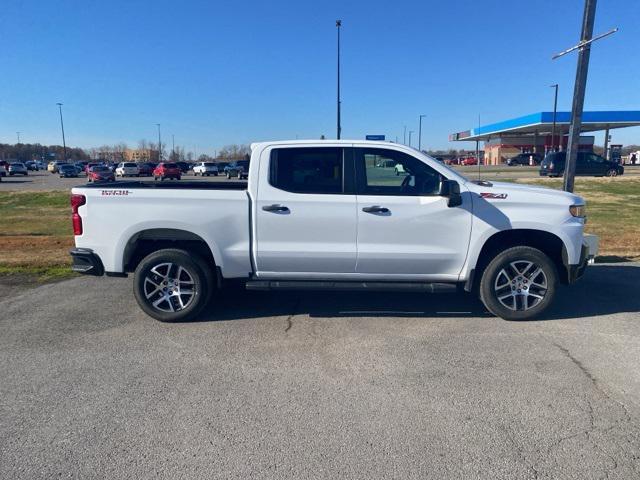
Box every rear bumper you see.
[70,248,104,276]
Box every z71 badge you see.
[480,192,508,199]
[101,190,131,196]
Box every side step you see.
[245,280,457,293]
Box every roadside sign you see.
[366,135,385,141]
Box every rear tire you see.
[606,169,618,177]
[133,249,215,322]
[479,246,557,321]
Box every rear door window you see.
[269,147,344,194]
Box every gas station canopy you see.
[449,111,640,142]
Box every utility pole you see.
[408,131,414,147]
[16,132,21,144]
[336,20,342,140]
[418,114,426,151]
[172,134,175,160]
[550,84,559,152]
[403,125,407,145]
[56,103,67,161]
[552,0,617,192]
[156,124,162,162]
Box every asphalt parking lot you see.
[1,263,639,479]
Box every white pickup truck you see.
[70,140,597,322]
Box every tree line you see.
[0,141,251,163]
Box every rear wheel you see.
[606,168,618,177]
[133,249,215,322]
[479,246,557,321]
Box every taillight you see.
[71,194,86,235]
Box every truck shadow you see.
[197,264,640,322]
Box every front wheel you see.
[479,246,557,321]
[133,249,215,322]
[606,169,618,177]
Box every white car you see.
[8,162,28,176]
[193,162,219,176]
[115,162,140,177]
[70,140,598,323]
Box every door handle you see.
[262,204,289,212]
[362,205,389,213]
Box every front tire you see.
[479,246,557,321]
[606,168,618,177]
[133,249,215,322]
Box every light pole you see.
[418,114,426,151]
[550,84,559,152]
[156,124,162,162]
[336,20,342,140]
[56,103,67,161]
[403,125,407,145]
[16,132,21,144]
[172,134,175,160]
[408,131,414,147]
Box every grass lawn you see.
[0,178,638,285]
[0,191,76,282]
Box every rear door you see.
[254,146,357,276]
[353,147,472,279]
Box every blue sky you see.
[1,0,638,154]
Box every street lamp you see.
[403,125,407,145]
[56,103,67,161]
[156,124,162,161]
[418,114,426,151]
[550,84,559,152]
[408,131,414,147]
[336,20,342,140]
[172,134,175,160]
[16,132,21,144]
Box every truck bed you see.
[82,180,248,190]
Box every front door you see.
[354,147,472,279]
[254,146,358,276]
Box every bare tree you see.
[218,144,250,160]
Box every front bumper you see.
[70,248,104,276]
[566,234,599,284]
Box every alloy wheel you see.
[494,260,548,311]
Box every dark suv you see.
[540,151,624,177]
[506,153,542,166]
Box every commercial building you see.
[450,111,640,165]
[123,148,160,162]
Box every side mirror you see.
[439,179,462,207]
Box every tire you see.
[606,169,618,177]
[214,173,218,177]
[226,172,231,179]
[133,249,215,322]
[479,246,558,321]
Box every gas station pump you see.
[610,144,622,164]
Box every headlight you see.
[569,204,586,218]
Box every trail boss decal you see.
[101,190,131,196]
[480,192,508,200]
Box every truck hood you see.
[465,180,584,206]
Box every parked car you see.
[460,157,478,166]
[84,163,102,175]
[540,151,624,178]
[87,165,115,182]
[115,162,140,177]
[8,162,28,176]
[153,162,181,181]
[176,161,192,173]
[58,164,79,178]
[74,161,88,172]
[0,161,8,176]
[506,153,543,166]
[24,160,39,171]
[394,163,406,176]
[224,160,249,179]
[48,161,68,173]
[193,162,219,176]
[70,140,597,323]
[138,162,156,176]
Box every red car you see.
[87,165,115,182]
[461,157,478,166]
[153,162,181,181]
[85,162,102,175]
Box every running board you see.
[245,280,457,293]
